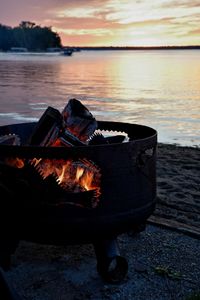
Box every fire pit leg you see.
[93,238,128,283]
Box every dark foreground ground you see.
[5,225,200,300]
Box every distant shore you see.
[67,45,200,51]
[1,45,200,55]
[3,45,198,52]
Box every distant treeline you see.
[0,21,62,51]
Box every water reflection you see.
[0,51,200,147]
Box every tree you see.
[0,21,62,51]
[0,24,13,51]
[19,21,36,29]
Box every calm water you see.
[0,50,200,147]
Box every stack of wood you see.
[0,99,127,208]
[27,98,97,147]
[26,98,101,207]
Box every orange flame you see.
[58,163,68,183]
[5,155,101,206]
[80,169,94,191]
[32,158,101,195]
[76,166,84,182]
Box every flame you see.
[58,163,68,183]
[31,158,42,166]
[32,158,101,195]
[80,169,94,191]
[76,166,84,181]
[75,166,97,191]
[5,155,101,207]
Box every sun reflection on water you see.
[0,50,199,146]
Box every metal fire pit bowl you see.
[0,120,157,284]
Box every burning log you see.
[62,98,97,142]
[26,106,86,147]
[26,106,62,146]
[27,99,101,207]
[27,98,97,147]
[32,157,101,208]
[0,99,101,208]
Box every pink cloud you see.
[0,0,199,46]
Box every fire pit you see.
[0,101,157,284]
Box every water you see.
[0,50,200,147]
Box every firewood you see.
[62,98,97,142]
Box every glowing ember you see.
[34,158,101,194]
[5,155,101,208]
[5,157,25,169]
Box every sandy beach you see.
[152,143,200,238]
[3,143,200,300]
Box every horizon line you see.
[64,45,200,49]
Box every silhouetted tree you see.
[0,24,14,51]
[19,21,36,29]
[0,21,62,51]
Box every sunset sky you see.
[1,0,200,47]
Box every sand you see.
[2,143,200,300]
[151,143,200,238]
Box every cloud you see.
[160,0,200,8]
[0,0,200,46]
[189,28,200,35]
[51,16,115,30]
[56,27,113,37]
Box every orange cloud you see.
[1,0,200,46]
